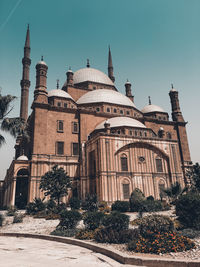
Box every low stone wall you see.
[0,232,200,267]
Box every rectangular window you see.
[171,145,178,172]
[72,142,79,156]
[72,122,78,133]
[57,102,61,107]
[56,141,64,155]
[57,120,63,132]
[64,103,68,108]
[156,158,163,172]
[123,184,130,199]
[121,156,128,171]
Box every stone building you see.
[1,26,192,208]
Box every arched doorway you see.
[15,169,29,209]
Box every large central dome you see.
[73,68,114,86]
[77,89,136,108]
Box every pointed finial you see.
[87,59,90,68]
[56,79,59,89]
[25,24,30,48]
[41,55,43,61]
[69,66,71,70]
[171,83,174,89]
[148,96,151,105]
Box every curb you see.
[0,232,200,267]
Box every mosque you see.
[0,26,192,208]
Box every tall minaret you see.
[108,46,115,83]
[20,25,31,121]
[169,84,184,122]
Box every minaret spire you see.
[20,24,31,121]
[25,24,30,48]
[108,46,115,83]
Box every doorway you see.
[15,169,29,209]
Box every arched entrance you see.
[15,169,29,209]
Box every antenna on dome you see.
[41,55,44,61]
[87,59,90,68]
[148,96,151,105]
[56,79,59,89]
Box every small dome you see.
[141,104,165,114]
[36,60,47,66]
[77,89,136,108]
[95,117,146,130]
[17,155,28,161]
[48,89,74,101]
[73,67,114,86]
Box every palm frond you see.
[0,94,16,119]
[1,117,25,138]
[0,133,5,147]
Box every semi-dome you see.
[95,117,146,130]
[17,155,28,161]
[73,68,114,86]
[48,89,74,101]
[141,104,165,114]
[77,89,136,108]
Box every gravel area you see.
[0,210,200,262]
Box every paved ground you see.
[0,236,140,267]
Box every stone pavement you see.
[0,236,142,267]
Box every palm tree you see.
[161,181,186,204]
[0,92,26,147]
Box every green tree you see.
[39,165,72,204]
[0,92,25,147]
[186,163,200,192]
[161,181,185,204]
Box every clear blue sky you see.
[0,0,200,179]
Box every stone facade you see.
[1,27,192,208]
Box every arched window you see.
[156,158,163,172]
[159,180,165,199]
[122,179,130,199]
[121,155,128,171]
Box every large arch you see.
[115,141,169,160]
[15,168,29,209]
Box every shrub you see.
[54,203,67,215]
[98,201,110,213]
[94,228,140,244]
[102,211,129,231]
[46,199,57,213]
[127,232,195,254]
[69,197,80,210]
[45,213,60,220]
[139,215,174,237]
[6,206,17,216]
[26,198,46,215]
[142,199,163,212]
[111,201,130,212]
[81,194,98,211]
[0,213,4,226]
[51,227,77,237]
[13,214,23,223]
[147,195,154,201]
[58,210,82,229]
[75,229,95,240]
[177,228,200,239]
[176,192,200,229]
[129,188,145,212]
[83,211,105,230]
